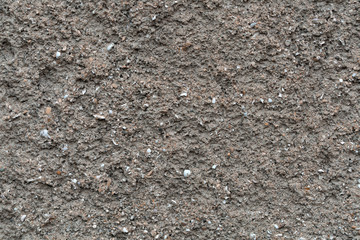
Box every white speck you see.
[340,141,345,145]
[339,78,343,83]
[180,92,187,97]
[244,112,248,117]
[144,104,149,108]
[260,98,264,103]
[318,169,324,173]
[82,89,86,95]
[186,228,190,232]
[212,98,216,104]
[278,93,282,98]
[237,65,241,69]
[101,164,105,168]
[107,43,114,51]
[94,114,106,120]
[112,139,119,145]
[358,184,360,189]
[55,51,61,58]
[63,94,68,99]
[250,22,257,28]
[62,144,68,151]
[72,179,77,184]
[184,169,191,177]
[352,73,357,77]
[40,129,51,138]
[152,15,157,21]
[212,165,218,169]
[147,148,152,153]
[122,227,128,233]
[250,233,256,240]
[268,98,273,103]
[284,69,288,73]
[160,122,164,126]
[21,215,27,221]
[93,224,97,229]
[274,224,279,229]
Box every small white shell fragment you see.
[122,227,128,233]
[93,114,106,120]
[278,93,282,98]
[108,110,113,115]
[180,92,188,97]
[107,43,114,51]
[184,169,191,177]
[40,129,51,138]
[147,148,152,153]
[339,78,343,83]
[212,98,216,104]
[260,98,264,103]
[62,144,68,151]
[72,179,77,184]
[274,224,279,229]
[55,51,61,58]
[268,98,273,103]
[318,169,324,173]
[152,15,157,21]
[250,233,256,240]
[21,215,27,221]
[212,165,218,169]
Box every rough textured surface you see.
[1,0,360,239]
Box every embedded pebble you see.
[21,215,26,221]
[212,98,216,104]
[268,98,273,103]
[212,165,218,169]
[122,227,129,233]
[72,179,77,184]
[339,78,343,83]
[184,169,191,177]
[180,92,188,97]
[55,51,61,58]
[147,148,152,153]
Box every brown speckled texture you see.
[1,0,360,239]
